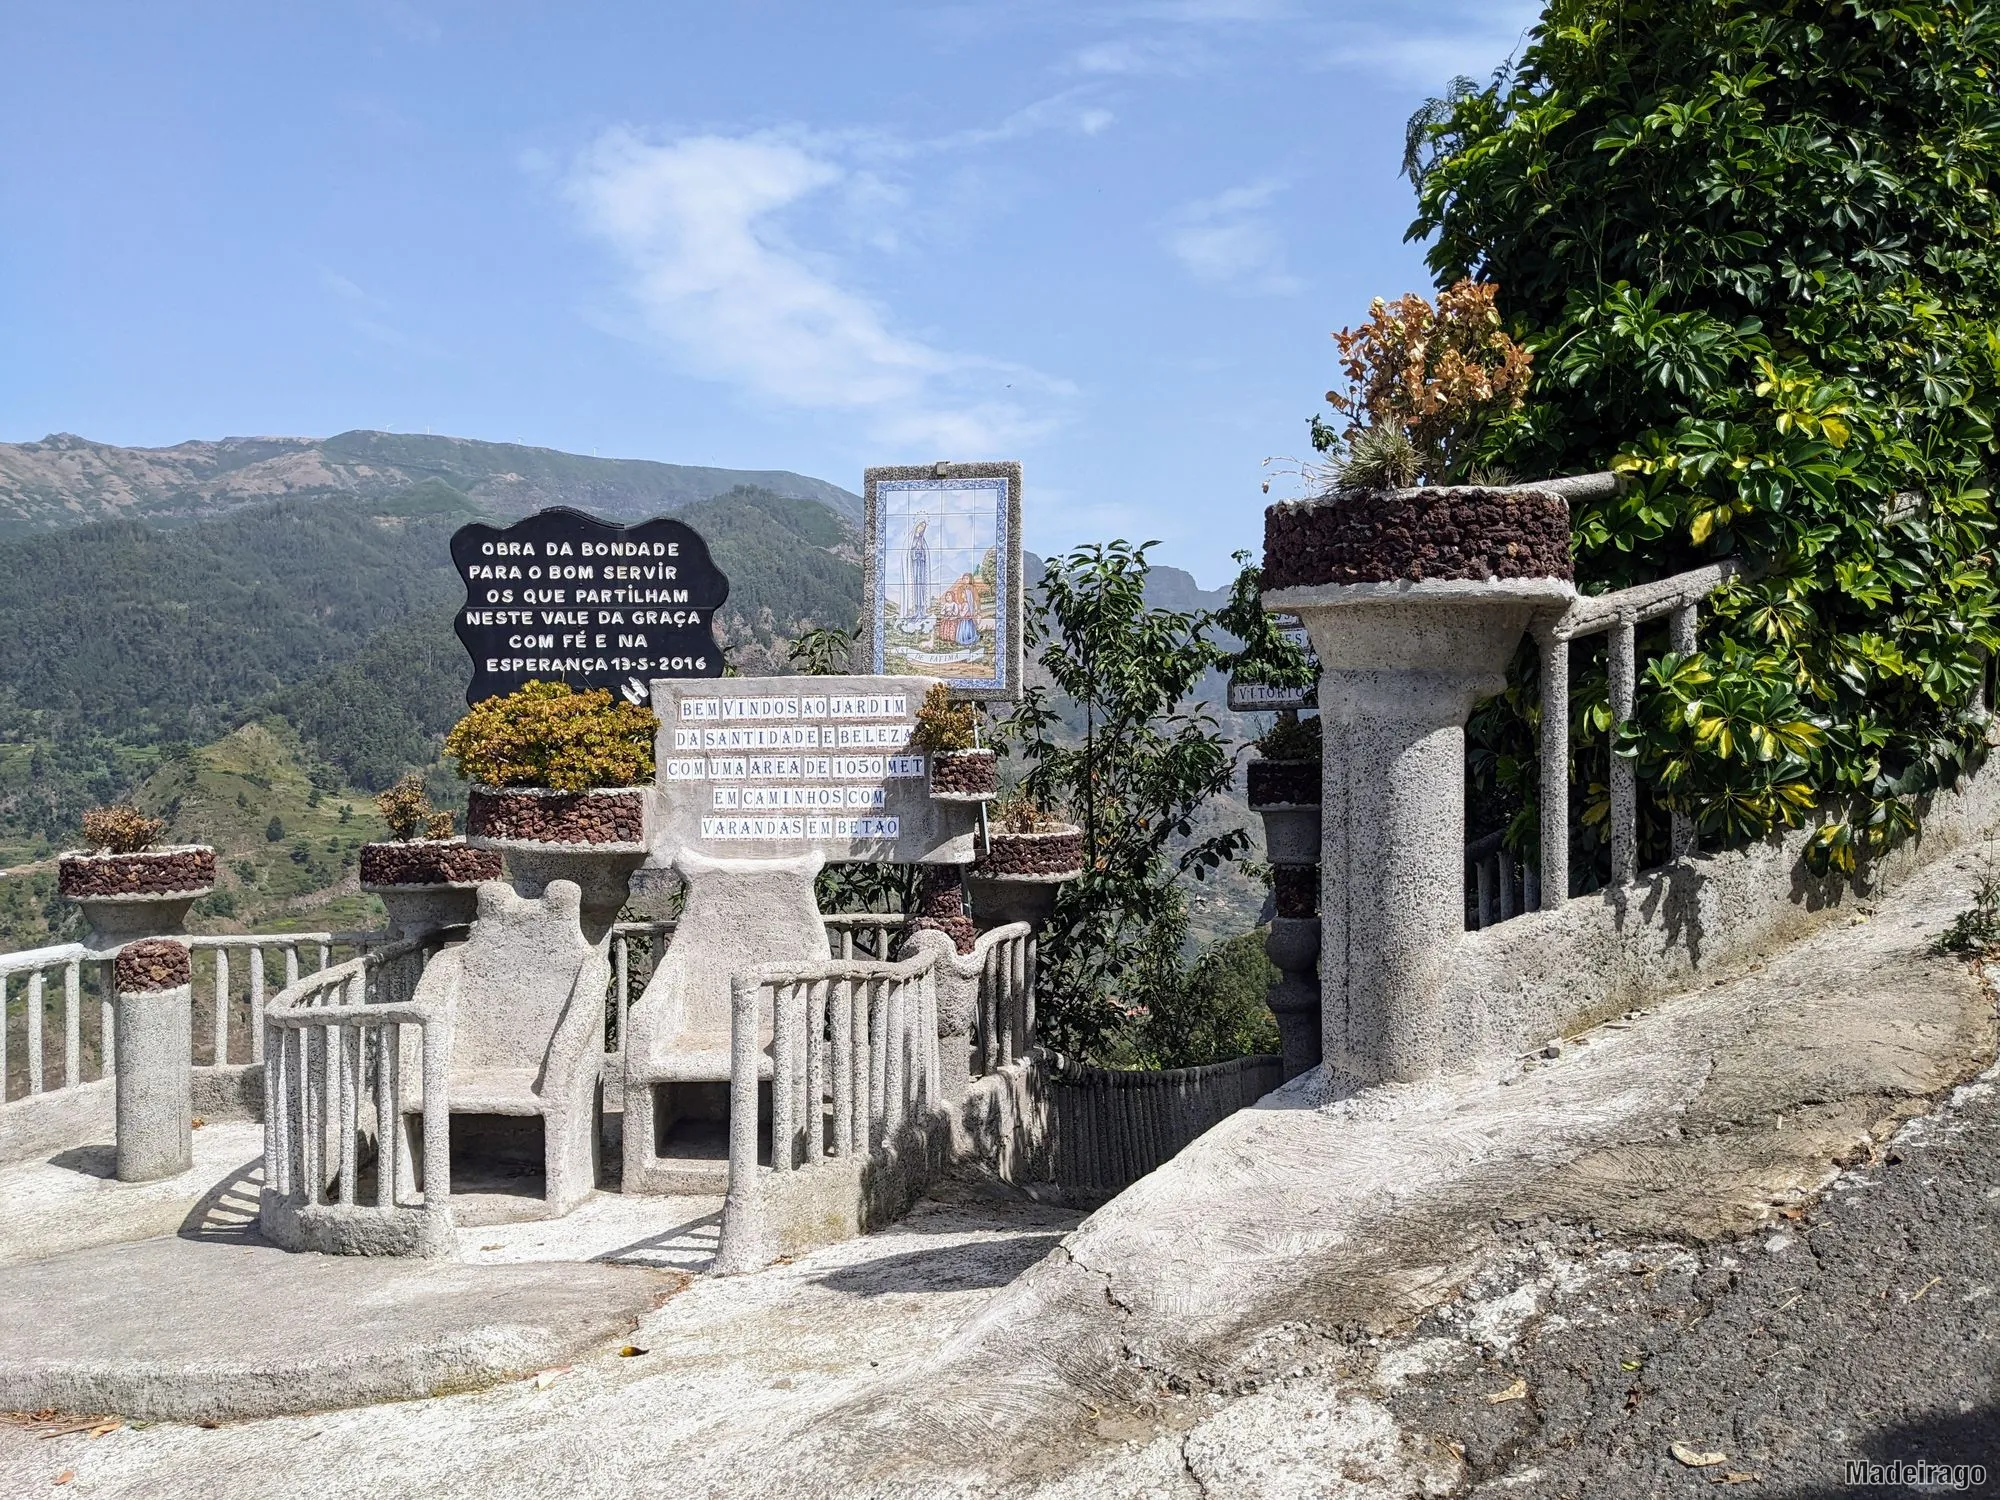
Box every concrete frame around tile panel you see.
[859,461,1024,704]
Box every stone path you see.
[0,843,1993,1497]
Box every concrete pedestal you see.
[1264,579,1572,1083]
[76,893,202,958]
[110,941,195,1183]
[367,885,482,940]
[491,845,648,948]
[966,874,1063,932]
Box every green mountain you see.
[0,478,863,847]
[0,429,860,538]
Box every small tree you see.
[1003,541,1311,1058]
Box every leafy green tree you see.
[1004,542,1310,1058]
[1118,930,1281,1070]
[1406,0,2000,874]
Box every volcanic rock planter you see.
[1261,484,1573,590]
[927,748,998,802]
[968,825,1084,932]
[58,846,216,954]
[1263,483,1575,1084]
[359,839,504,938]
[466,786,649,944]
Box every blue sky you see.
[0,1,1538,585]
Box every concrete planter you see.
[360,839,503,937]
[467,786,650,944]
[928,748,998,801]
[1264,482,1575,1084]
[58,846,215,954]
[1254,803,1321,867]
[968,824,1083,932]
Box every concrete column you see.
[111,939,193,1183]
[1537,629,1570,907]
[1267,581,1574,1084]
[1608,618,1638,885]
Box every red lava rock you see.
[467,788,645,845]
[360,841,504,887]
[1248,759,1321,808]
[975,828,1085,880]
[929,749,998,797]
[57,847,215,899]
[115,938,191,993]
[1274,865,1320,919]
[1262,486,1572,591]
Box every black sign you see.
[451,507,729,705]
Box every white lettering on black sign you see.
[452,506,728,705]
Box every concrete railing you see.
[714,944,945,1272]
[1,931,375,1126]
[1046,1053,1283,1197]
[971,924,1035,1075]
[823,912,907,961]
[0,943,97,1102]
[259,934,455,1257]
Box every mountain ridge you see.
[0,429,862,537]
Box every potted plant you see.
[59,804,215,952]
[359,773,502,937]
[912,683,996,801]
[446,680,656,940]
[966,792,1083,931]
[1246,713,1321,866]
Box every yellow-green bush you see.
[444,681,656,792]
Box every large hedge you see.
[1407,0,2000,873]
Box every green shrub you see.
[909,682,980,754]
[444,680,656,792]
[1254,714,1321,762]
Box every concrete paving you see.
[0,843,1991,1496]
[0,1120,265,1267]
[0,1236,683,1422]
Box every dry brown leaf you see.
[1671,1442,1728,1467]
[1485,1378,1528,1404]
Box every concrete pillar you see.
[111,939,194,1183]
[1266,582,1574,1083]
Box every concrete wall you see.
[1439,758,2000,1069]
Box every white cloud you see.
[1321,4,1539,86]
[562,129,1060,453]
[1163,180,1302,296]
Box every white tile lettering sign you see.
[649,674,978,865]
